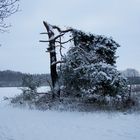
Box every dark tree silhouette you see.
[40,21,73,98]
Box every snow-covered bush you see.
[60,30,128,101]
[20,75,40,100]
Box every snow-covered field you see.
[0,87,140,140]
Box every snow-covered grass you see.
[0,87,21,102]
[0,87,140,140]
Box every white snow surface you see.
[0,87,140,140]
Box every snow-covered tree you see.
[40,22,128,101]
[60,29,127,98]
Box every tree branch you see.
[49,33,65,41]
[51,25,73,33]
[0,0,19,31]
[51,61,65,66]
[55,38,74,44]
[40,37,74,44]
[40,32,48,35]
[39,40,49,42]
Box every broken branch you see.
[40,32,48,34]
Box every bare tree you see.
[40,21,73,98]
[0,0,19,32]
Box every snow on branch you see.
[51,61,65,66]
[51,25,73,33]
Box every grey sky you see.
[0,0,140,73]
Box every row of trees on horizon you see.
[0,70,50,87]
[0,68,140,87]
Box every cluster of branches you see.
[40,21,73,57]
[0,0,19,32]
[40,21,74,89]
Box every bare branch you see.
[61,28,73,33]
[55,38,74,44]
[46,49,55,53]
[39,40,49,42]
[0,0,19,31]
[51,61,65,66]
[51,25,73,33]
[40,32,48,35]
[40,37,74,44]
[51,25,61,32]
[55,45,65,48]
[49,33,65,41]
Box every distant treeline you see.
[127,77,140,85]
[0,70,50,87]
[0,70,140,87]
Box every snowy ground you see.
[0,87,140,140]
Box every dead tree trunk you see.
[40,21,73,98]
[43,21,59,98]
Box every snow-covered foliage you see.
[72,30,119,65]
[60,29,128,100]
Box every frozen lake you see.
[0,86,50,101]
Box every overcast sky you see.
[0,0,140,74]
